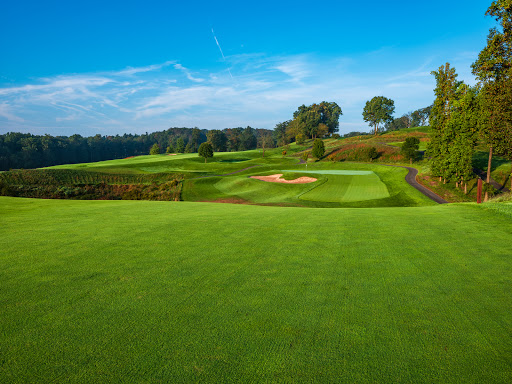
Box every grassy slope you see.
[1,197,512,383]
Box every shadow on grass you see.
[473,151,510,171]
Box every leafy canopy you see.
[362,96,395,135]
[198,142,214,163]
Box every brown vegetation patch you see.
[250,174,317,184]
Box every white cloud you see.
[0,53,443,135]
[0,102,24,122]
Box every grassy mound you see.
[1,197,512,383]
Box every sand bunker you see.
[250,174,317,184]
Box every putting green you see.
[300,172,390,202]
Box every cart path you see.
[384,165,448,204]
[473,167,510,193]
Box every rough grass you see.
[1,197,512,383]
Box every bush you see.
[311,139,325,159]
[295,133,306,145]
[150,143,160,155]
[365,147,379,161]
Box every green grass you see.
[1,196,512,383]
[183,162,435,208]
[299,172,389,203]
[387,141,428,151]
[49,145,309,177]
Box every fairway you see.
[300,172,390,202]
[1,197,512,383]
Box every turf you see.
[1,197,512,383]
[299,173,389,202]
[182,162,435,208]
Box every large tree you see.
[427,63,459,181]
[362,96,395,135]
[289,101,342,139]
[427,63,478,192]
[471,0,512,192]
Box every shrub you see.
[312,139,325,159]
[150,143,160,155]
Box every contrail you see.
[211,28,233,79]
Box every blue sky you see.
[0,0,495,136]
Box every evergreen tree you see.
[401,137,420,164]
[311,139,325,159]
[175,137,185,153]
[426,63,459,181]
[472,0,512,193]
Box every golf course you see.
[1,146,512,383]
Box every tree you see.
[206,130,227,152]
[472,0,512,193]
[257,131,274,157]
[150,143,160,155]
[311,139,325,159]
[426,63,460,181]
[175,137,185,153]
[288,102,342,139]
[427,63,478,192]
[166,145,174,154]
[198,142,213,163]
[401,137,420,164]
[295,133,306,145]
[273,121,290,147]
[362,96,395,135]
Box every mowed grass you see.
[183,162,435,208]
[1,197,512,383]
[299,172,389,202]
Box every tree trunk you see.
[205,158,207,163]
[410,158,412,164]
[464,183,467,194]
[486,146,493,183]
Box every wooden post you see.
[477,178,482,204]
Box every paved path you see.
[384,165,448,204]
[473,167,510,193]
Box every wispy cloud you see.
[0,53,450,136]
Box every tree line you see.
[426,0,512,199]
[0,126,274,171]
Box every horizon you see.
[0,0,494,137]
